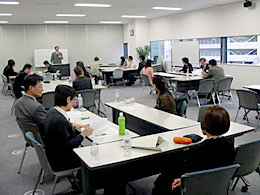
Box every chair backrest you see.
[198,78,215,95]
[141,74,151,86]
[234,139,260,177]
[78,89,96,109]
[217,77,233,92]
[236,89,259,110]
[1,74,8,85]
[16,119,44,146]
[113,68,123,79]
[197,104,214,122]
[25,131,53,175]
[181,164,240,195]
[42,92,55,110]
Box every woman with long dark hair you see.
[153,77,176,114]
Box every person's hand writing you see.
[172,178,181,191]
[202,71,207,76]
[80,125,93,138]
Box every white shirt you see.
[54,106,69,121]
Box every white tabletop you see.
[244,85,260,91]
[67,108,139,144]
[42,80,107,93]
[154,72,203,81]
[105,102,199,131]
[74,121,253,169]
[100,67,137,72]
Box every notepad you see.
[131,136,168,151]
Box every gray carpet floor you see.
[0,84,260,195]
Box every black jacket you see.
[181,63,193,73]
[44,108,83,171]
[73,76,93,91]
[3,65,17,82]
[13,71,27,99]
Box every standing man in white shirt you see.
[51,46,63,64]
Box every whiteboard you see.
[172,41,200,67]
[34,49,68,67]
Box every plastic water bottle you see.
[124,131,132,157]
[78,94,83,109]
[98,79,102,86]
[90,141,99,163]
[118,112,125,136]
[115,89,120,103]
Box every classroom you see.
[1,0,260,195]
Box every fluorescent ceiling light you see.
[44,21,69,24]
[100,21,122,24]
[56,14,86,17]
[121,15,146,18]
[0,13,12,16]
[0,1,19,5]
[152,7,182,11]
[0,21,8,23]
[74,3,111,7]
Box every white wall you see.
[149,1,260,41]
[148,0,260,89]
[0,24,124,73]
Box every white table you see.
[100,67,138,85]
[105,101,199,135]
[67,108,139,145]
[74,121,254,195]
[244,85,260,92]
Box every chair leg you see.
[216,93,221,106]
[11,98,16,115]
[33,169,43,195]
[241,176,250,187]
[51,176,59,195]
[212,93,216,105]
[255,111,260,131]
[234,108,240,122]
[40,170,45,184]
[231,177,240,191]
[18,145,28,174]
[196,95,201,107]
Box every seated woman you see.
[178,57,193,73]
[3,59,18,82]
[118,56,127,67]
[73,66,93,91]
[153,77,177,114]
[76,61,91,78]
[142,59,154,85]
[153,105,235,195]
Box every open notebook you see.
[131,136,168,151]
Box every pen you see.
[96,133,106,137]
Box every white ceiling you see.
[0,0,243,24]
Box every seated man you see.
[43,60,56,73]
[202,59,225,91]
[153,106,235,195]
[14,74,46,139]
[13,64,32,99]
[44,85,93,171]
[73,66,93,91]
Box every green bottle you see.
[118,112,125,136]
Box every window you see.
[199,38,221,63]
[150,40,172,63]
[227,35,260,65]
